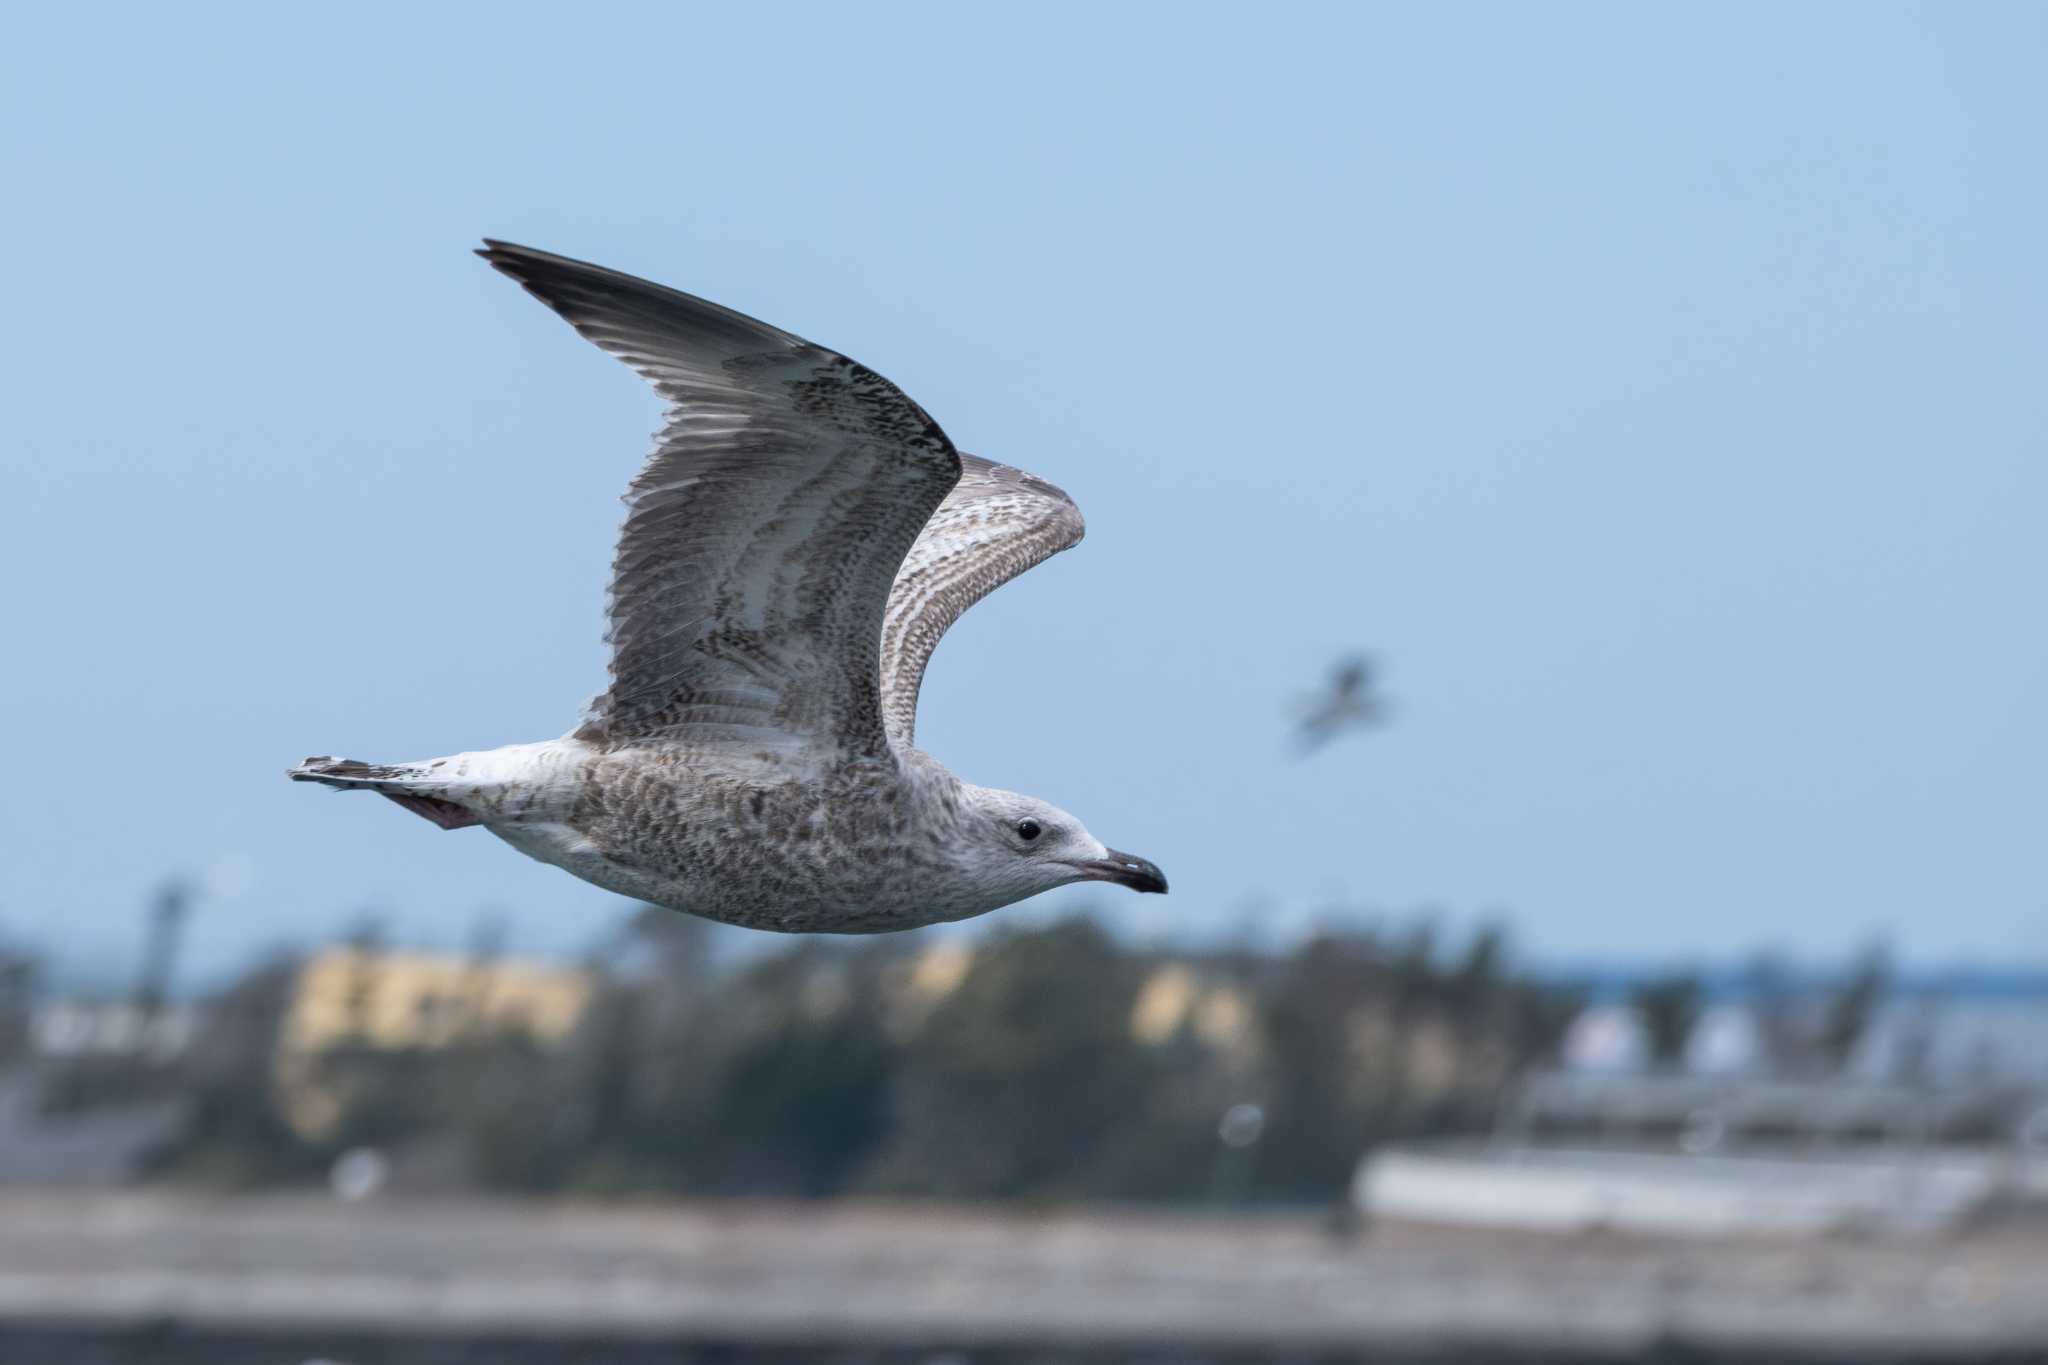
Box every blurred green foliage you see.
[92,911,1579,1205]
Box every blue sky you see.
[4,3,2044,985]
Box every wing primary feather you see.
[478,240,961,756]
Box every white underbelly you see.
[488,821,688,908]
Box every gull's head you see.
[960,786,1168,907]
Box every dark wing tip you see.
[473,239,593,322]
[474,238,598,302]
[474,238,542,274]
[476,237,555,265]
[472,237,815,359]
[476,238,584,281]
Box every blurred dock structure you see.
[1357,974,2048,1237]
[1358,1138,2048,1237]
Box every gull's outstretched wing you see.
[878,454,1085,750]
[480,241,961,756]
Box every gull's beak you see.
[1074,849,1169,895]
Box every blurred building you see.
[1851,991,2048,1084]
[878,940,975,1036]
[1371,972,2048,1236]
[279,946,591,1053]
[1129,963,1256,1054]
[32,1000,196,1062]
[274,947,592,1137]
[1535,974,2048,1143]
[1684,1003,1764,1075]
[1560,1002,1649,1073]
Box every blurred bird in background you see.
[1291,655,1389,757]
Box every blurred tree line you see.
[1624,941,1894,1074]
[28,911,1582,1204]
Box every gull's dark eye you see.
[1017,819,1042,841]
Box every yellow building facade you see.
[275,947,592,1137]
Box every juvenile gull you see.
[290,241,1166,933]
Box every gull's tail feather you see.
[289,756,408,787]
[288,755,483,831]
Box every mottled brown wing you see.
[878,454,1086,750]
[480,241,961,756]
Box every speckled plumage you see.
[290,241,1165,932]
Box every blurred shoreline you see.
[3,1190,2044,1360]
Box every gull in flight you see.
[1291,654,1388,756]
[291,242,1166,933]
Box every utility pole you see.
[134,878,192,1024]
[462,912,508,1033]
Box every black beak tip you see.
[1101,850,1169,895]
